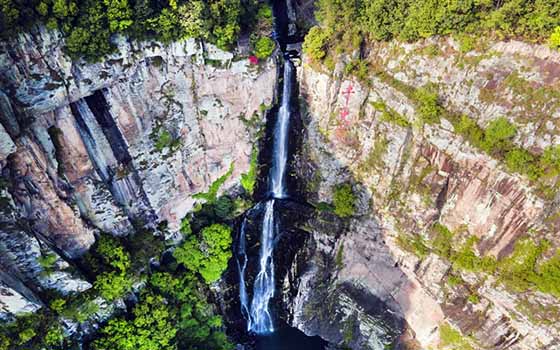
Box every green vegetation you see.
[253,36,275,59]
[240,148,258,195]
[414,86,441,124]
[194,163,233,204]
[549,26,560,48]
[173,223,232,284]
[421,222,560,299]
[302,26,329,61]
[303,0,560,64]
[1,0,264,61]
[439,323,474,350]
[38,252,58,276]
[371,101,409,128]
[373,74,560,196]
[396,233,429,258]
[1,199,232,350]
[92,235,134,301]
[332,183,357,218]
[335,244,345,269]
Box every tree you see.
[94,271,133,301]
[173,224,232,283]
[93,294,177,350]
[302,26,329,61]
[103,0,133,32]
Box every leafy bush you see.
[93,293,177,350]
[253,36,275,59]
[551,26,560,49]
[414,87,441,124]
[332,183,356,218]
[173,223,232,284]
[396,233,429,258]
[431,223,454,259]
[302,26,329,61]
[44,325,64,347]
[505,148,537,177]
[94,271,133,301]
[38,252,58,276]
[482,117,517,155]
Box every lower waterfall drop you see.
[248,200,277,333]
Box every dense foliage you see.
[332,183,357,218]
[304,0,560,60]
[173,223,233,284]
[1,0,263,61]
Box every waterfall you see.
[237,217,250,320]
[238,60,294,335]
[269,61,293,199]
[248,199,277,333]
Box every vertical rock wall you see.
[0,26,276,318]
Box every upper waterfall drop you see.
[269,61,294,199]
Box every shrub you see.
[38,252,58,276]
[482,117,517,155]
[414,87,441,124]
[454,115,484,147]
[396,233,429,258]
[335,244,344,269]
[505,148,537,177]
[214,196,234,219]
[550,26,560,49]
[332,183,356,218]
[302,26,329,61]
[44,325,64,346]
[180,217,192,236]
[254,36,275,59]
[431,223,454,259]
[439,323,473,350]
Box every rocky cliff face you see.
[0,26,275,319]
[288,37,560,350]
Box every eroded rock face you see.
[0,26,275,318]
[292,38,560,350]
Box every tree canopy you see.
[1,0,262,61]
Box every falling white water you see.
[269,61,293,199]
[239,60,294,335]
[237,217,250,320]
[249,199,277,333]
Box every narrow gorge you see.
[1,1,560,350]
